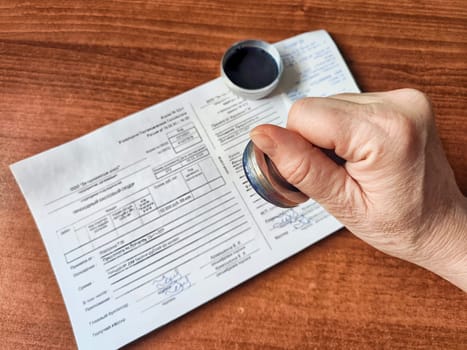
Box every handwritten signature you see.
[153,269,191,296]
[272,209,313,230]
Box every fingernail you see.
[250,131,277,156]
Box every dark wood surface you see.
[1,1,466,349]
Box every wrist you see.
[413,192,467,291]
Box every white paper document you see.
[11,30,359,349]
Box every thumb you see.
[250,124,363,217]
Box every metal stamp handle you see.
[242,140,309,208]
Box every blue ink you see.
[223,46,279,90]
[272,209,313,230]
[153,269,191,297]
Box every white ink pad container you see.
[221,40,283,100]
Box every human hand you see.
[250,89,467,291]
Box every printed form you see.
[11,30,359,349]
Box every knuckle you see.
[397,114,418,138]
[401,88,427,102]
[281,153,312,188]
[394,114,424,154]
[287,98,314,127]
[363,137,387,161]
[367,101,425,158]
[400,88,433,118]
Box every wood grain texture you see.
[0,1,466,349]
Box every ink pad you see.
[221,40,283,99]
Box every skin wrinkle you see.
[326,172,366,223]
[414,196,467,275]
[320,167,352,210]
[282,148,311,189]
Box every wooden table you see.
[1,1,466,349]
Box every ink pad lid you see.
[221,40,283,100]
